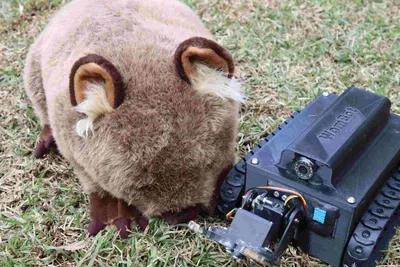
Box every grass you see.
[1,0,399,266]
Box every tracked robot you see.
[190,87,400,266]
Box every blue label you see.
[313,208,327,224]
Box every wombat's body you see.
[24,0,241,236]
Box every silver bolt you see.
[294,218,299,223]
[322,92,329,97]
[347,197,356,204]
[273,191,280,198]
[282,195,288,201]
[263,198,273,206]
[251,158,259,165]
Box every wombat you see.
[24,0,243,238]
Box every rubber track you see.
[342,168,400,266]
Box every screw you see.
[322,92,329,97]
[263,198,273,205]
[347,197,356,204]
[282,195,288,201]
[294,218,299,223]
[273,191,280,198]
[251,158,259,165]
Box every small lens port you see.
[294,157,315,180]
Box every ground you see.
[0,0,399,266]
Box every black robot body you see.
[191,87,400,267]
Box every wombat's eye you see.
[174,37,244,103]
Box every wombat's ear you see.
[174,37,243,102]
[69,54,124,108]
[174,37,234,83]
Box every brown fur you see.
[24,0,240,228]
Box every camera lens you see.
[299,166,308,175]
[294,157,315,180]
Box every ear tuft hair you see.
[174,37,234,84]
[191,63,245,103]
[74,82,114,138]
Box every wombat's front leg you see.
[87,193,109,236]
[115,199,148,238]
[88,193,148,238]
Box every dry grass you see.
[1,0,399,266]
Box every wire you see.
[244,186,307,210]
[284,195,299,206]
[226,208,235,220]
[226,186,307,220]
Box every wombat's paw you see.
[128,205,149,231]
[88,193,150,238]
[114,217,131,239]
[88,193,116,237]
[135,215,149,231]
[34,125,57,158]
[88,217,131,238]
[88,218,107,237]
[162,205,200,225]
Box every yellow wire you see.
[284,195,299,206]
[226,208,235,220]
